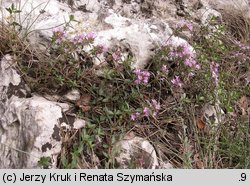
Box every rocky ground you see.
[0,0,249,168]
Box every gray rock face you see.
[93,12,173,69]
[0,55,85,168]
[113,135,173,169]
[0,55,63,168]
[114,136,159,169]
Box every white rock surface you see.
[203,103,225,127]
[114,136,159,169]
[0,55,84,168]
[0,55,63,168]
[63,89,81,102]
[73,119,86,130]
[197,7,222,25]
[94,11,173,69]
[1,95,63,168]
[0,54,21,86]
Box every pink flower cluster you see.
[171,75,183,88]
[134,69,150,85]
[161,65,168,72]
[142,99,161,117]
[73,32,96,44]
[210,61,219,85]
[158,65,169,81]
[167,41,200,70]
[233,51,250,64]
[130,112,140,121]
[235,41,250,50]
[143,107,150,117]
[52,28,67,44]
[52,28,97,46]
[130,99,161,121]
[176,20,193,31]
[112,51,121,61]
[183,57,200,69]
[151,99,161,116]
[95,44,108,56]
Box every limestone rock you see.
[63,89,81,102]
[203,103,225,127]
[114,136,159,169]
[73,119,86,130]
[94,11,173,69]
[0,55,62,168]
[0,55,85,168]
[196,7,222,25]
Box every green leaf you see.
[11,21,21,26]
[114,110,122,115]
[5,7,12,14]
[14,10,22,13]
[103,151,109,158]
[69,14,75,21]
[11,3,15,10]
[103,144,109,149]
[38,157,51,169]
[107,110,114,115]
[100,115,106,121]
[112,95,120,101]
[102,98,110,103]
[87,123,95,129]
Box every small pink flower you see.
[161,65,169,73]
[153,111,157,117]
[99,45,108,53]
[73,32,96,44]
[52,28,66,44]
[167,42,199,70]
[179,43,195,58]
[134,69,150,85]
[73,34,85,44]
[86,32,96,40]
[143,107,150,117]
[210,62,219,85]
[171,75,183,87]
[130,114,136,121]
[184,58,200,69]
[160,77,165,81]
[130,112,140,121]
[151,99,160,116]
[112,51,121,61]
[151,99,160,111]
[79,32,87,40]
[235,41,250,50]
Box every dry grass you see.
[0,22,22,55]
[221,6,250,43]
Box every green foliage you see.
[5,3,22,15]
[38,157,51,169]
